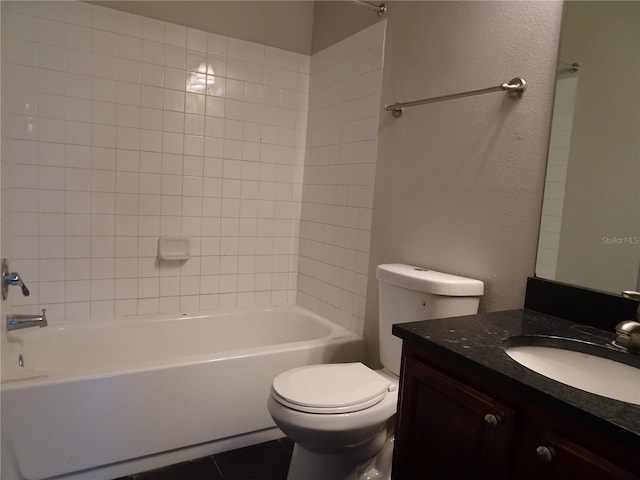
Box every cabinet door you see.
[393,357,515,480]
[533,432,640,480]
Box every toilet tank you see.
[376,264,484,376]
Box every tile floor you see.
[114,438,293,480]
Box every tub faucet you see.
[7,309,47,331]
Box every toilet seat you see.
[271,363,393,414]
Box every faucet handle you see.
[0,258,30,300]
[2,273,30,295]
[18,275,30,296]
[622,290,640,300]
[2,259,30,300]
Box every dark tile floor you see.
[114,438,293,480]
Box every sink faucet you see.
[616,291,640,353]
[6,309,47,331]
[615,321,640,353]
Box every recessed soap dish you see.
[158,236,191,261]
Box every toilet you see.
[267,263,484,480]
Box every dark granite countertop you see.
[392,309,640,446]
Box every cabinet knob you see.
[535,446,555,464]
[484,413,501,428]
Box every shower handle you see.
[1,258,30,300]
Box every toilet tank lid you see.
[376,264,484,296]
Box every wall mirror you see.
[535,0,640,295]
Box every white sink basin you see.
[505,342,640,405]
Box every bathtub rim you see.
[6,303,338,331]
[1,304,362,390]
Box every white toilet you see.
[267,263,484,480]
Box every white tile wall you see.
[297,22,386,335]
[2,1,309,320]
[536,76,578,280]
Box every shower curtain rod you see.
[351,0,387,16]
[384,77,527,118]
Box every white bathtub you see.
[1,305,363,480]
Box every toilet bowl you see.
[268,264,484,480]
[268,363,398,480]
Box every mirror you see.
[535,1,640,295]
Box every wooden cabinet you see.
[531,432,639,480]
[393,343,640,480]
[393,357,515,479]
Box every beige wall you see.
[91,1,315,54]
[311,1,382,54]
[555,1,640,294]
[363,1,562,365]
[92,0,385,55]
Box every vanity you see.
[389,1,640,477]
[391,278,640,479]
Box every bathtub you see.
[1,305,363,480]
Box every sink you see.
[504,337,640,405]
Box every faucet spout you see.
[7,309,48,331]
[614,320,640,353]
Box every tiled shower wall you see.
[297,23,385,335]
[2,2,309,320]
[1,2,385,333]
